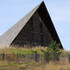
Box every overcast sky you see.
[0,0,70,50]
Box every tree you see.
[44,40,62,62]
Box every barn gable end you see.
[0,1,63,48]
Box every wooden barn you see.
[0,1,63,48]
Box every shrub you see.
[44,40,62,62]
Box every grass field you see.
[0,60,70,70]
[0,47,47,54]
[0,47,69,70]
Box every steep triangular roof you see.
[0,2,43,46]
[0,1,63,48]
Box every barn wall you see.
[11,11,53,47]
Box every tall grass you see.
[0,46,47,54]
[0,46,69,70]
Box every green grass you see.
[0,60,70,70]
[0,47,47,55]
[0,47,69,70]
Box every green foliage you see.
[44,40,62,62]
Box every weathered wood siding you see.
[11,11,53,46]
